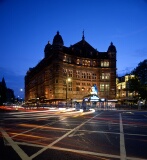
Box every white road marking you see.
[48,146,147,160]
[120,113,126,160]
[30,112,102,159]
[0,127,31,160]
[15,141,147,160]
[2,111,147,160]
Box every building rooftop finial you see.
[82,29,85,40]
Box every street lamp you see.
[66,77,71,108]
[19,88,24,104]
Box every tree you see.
[127,78,140,101]
[132,59,147,84]
[131,59,147,101]
[127,78,140,92]
[0,77,7,105]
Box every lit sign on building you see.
[90,84,98,95]
[90,95,99,101]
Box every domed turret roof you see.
[44,41,51,53]
[52,31,64,46]
[107,42,117,53]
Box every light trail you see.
[30,112,102,159]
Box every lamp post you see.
[66,78,71,108]
[20,88,24,104]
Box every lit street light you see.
[20,88,23,92]
[18,88,24,104]
[66,77,71,108]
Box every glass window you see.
[63,68,67,76]
[101,61,109,67]
[87,60,91,66]
[76,71,80,78]
[93,61,96,66]
[100,84,105,91]
[68,70,73,77]
[77,59,80,64]
[100,83,109,91]
[68,57,71,63]
[87,72,91,79]
[85,60,88,66]
[92,73,96,79]
[82,60,85,65]
[105,84,109,91]
[76,82,80,85]
[55,79,58,83]
[63,55,67,61]
[76,87,80,91]
[101,73,110,79]
[68,82,72,91]
[82,72,86,79]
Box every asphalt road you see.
[0,108,147,160]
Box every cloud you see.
[117,67,134,76]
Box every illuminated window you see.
[63,55,71,63]
[100,84,105,91]
[122,84,126,89]
[76,71,80,78]
[101,61,109,67]
[63,55,67,61]
[68,70,73,77]
[105,84,109,91]
[100,83,109,91]
[101,73,110,79]
[101,73,104,79]
[118,85,121,89]
[87,60,91,66]
[81,87,85,91]
[93,61,96,66]
[77,59,80,64]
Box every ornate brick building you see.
[25,31,117,105]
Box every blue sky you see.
[0,0,147,98]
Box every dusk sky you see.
[0,0,147,98]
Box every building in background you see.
[25,31,117,106]
[0,77,15,105]
[116,74,137,105]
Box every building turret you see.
[52,31,64,47]
[44,41,52,58]
[107,42,117,53]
